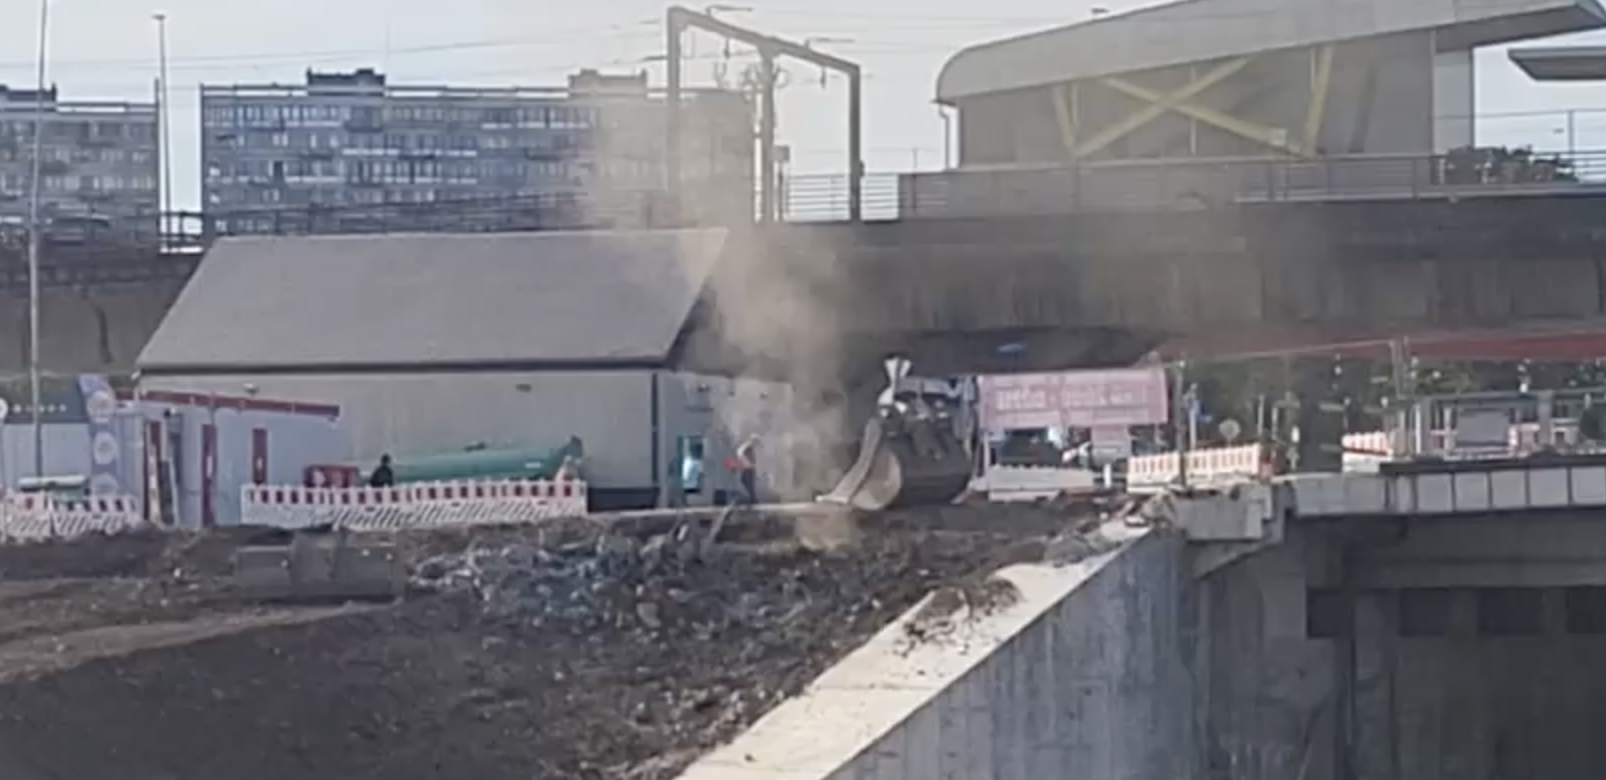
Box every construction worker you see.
[368,454,395,488]
[734,434,759,505]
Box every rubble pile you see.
[0,516,1049,780]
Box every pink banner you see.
[980,368,1169,430]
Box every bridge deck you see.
[9,190,1606,381]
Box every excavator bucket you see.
[819,355,976,512]
[230,530,405,603]
[819,411,974,511]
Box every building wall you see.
[813,529,1195,780]
[143,369,808,507]
[656,372,809,504]
[198,70,754,234]
[0,396,339,528]
[1432,47,1476,152]
[0,88,160,225]
[955,32,1438,168]
[124,399,342,528]
[139,370,657,490]
[0,282,183,376]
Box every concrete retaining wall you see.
[677,525,1193,780]
[0,284,181,376]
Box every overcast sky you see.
[5,0,1606,210]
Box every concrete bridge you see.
[670,455,1606,780]
[9,187,1606,382]
[682,190,1606,380]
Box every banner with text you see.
[979,368,1170,431]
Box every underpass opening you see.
[1245,518,1606,780]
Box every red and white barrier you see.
[1344,423,1584,471]
[239,479,589,530]
[1127,444,1270,492]
[0,494,146,541]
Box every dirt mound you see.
[0,510,1072,780]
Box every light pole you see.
[26,0,51,479]
[152,12,173,235]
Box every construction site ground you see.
[0,503,1090,780]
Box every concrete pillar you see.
[1350,592,1398,780]
[1431,42,1474,152]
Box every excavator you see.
[817,357,978,511]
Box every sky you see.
[6,0,1606,211]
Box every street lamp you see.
[26,0,51,479]
[152,12,173,236]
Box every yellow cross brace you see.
[1101,71,1307,157]
[1051,83,1078,156]
[1302,44,1336,154]
[1071,57,1252,159]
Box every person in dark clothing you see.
[368,454,395,488]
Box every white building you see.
[135,228,797,510]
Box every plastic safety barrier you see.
[0,494,146,541]
[1126,445,1270,492]
[239,479,589,530]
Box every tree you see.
[1441,145,1577,186]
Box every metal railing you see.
[4,147,1606,258]
[892,148,1606,219]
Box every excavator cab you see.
[818,357,976,511]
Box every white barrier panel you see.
[0,495,146,541]
[980,465,1099,502]
[1127,445,1269,492]
[240,479,589,530]
[1343,423,1583,471]
[1343,431,1394,473]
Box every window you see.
[1306,589,1352,639]
[1564,587,1606,635]
[1396,589,1455,638]
[1476,588,1544,637]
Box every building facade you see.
[198,68,754,235]
[0,86,160,231]
[904,0,1605,217]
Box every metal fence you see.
[9,147,1606,255]
[890,148,1606,219]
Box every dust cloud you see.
[687,196,867,499]
[582,70,868,497]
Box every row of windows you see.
[201,102,599,129]
[214,130,584,153]
[0,119,155,143]
[210,129,602,155]
[212,185,512,207]
[205,157,678,183]
[0,173,156,193]
[0,146,157,166]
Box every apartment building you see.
[198,68,754,234]
[0,86,161,230]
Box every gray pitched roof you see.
[137,228,728,372]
